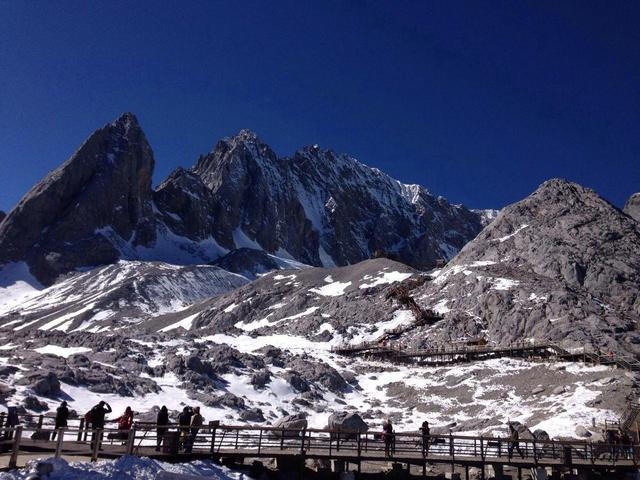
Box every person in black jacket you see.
[90,401,112,450]
[156,406,169,451]
[420,420,430,456]
[51,401,69,441]
[178,406,193,450]
[508,424,523,458]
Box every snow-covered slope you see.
[144,258,422,337]
[0,261,248,333]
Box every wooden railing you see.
[1,417,638,471]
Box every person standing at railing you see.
[420,420,430,456]
[51,401,69,441]
[114,406,134,440]
[178,406,193,451]
[184,407,204,453]
[156,406,169,452]
[89,401,112,451]
[507,424,523,458]
[4,406,19,440]
[383,419,394,458]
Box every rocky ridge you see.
[411,179,640,355]
[0,114,484,285]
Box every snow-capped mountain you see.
[412,178,640,355]
[625,192,640,223]
[0,113,484,286]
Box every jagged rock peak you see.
[624,192,640,222]
[0,112,156,285]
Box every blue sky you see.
[1,0,638,211]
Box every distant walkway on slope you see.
[331,340,640,372]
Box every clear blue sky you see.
[1,0,638,211]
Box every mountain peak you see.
[110,112,140,132]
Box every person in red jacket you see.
[115,406,134,438]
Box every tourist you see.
[89,401,112,450]
[51,401,69,441]
[185,407,204,453]
[156,406,169,452]
[507,424,523,458]
[5,406,19,440]
[383,418,394,458]
[178,406,194,450]
[420,420,430,456]
[114,406,134,438]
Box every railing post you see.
[126,427,136,455]
[91,429,102,462]
[258,428,263,455]
[300,428,306,454]
[209,421,218,454]
[77,418,85,442]
[0,412,5,430]
[37,414,44,430]
[357,433,362,458]
[480,436,484,461]
[55,428,65,457]
[450,431,454,460]
[8,426,22,469]
[280,428,285,450]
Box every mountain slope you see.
[0,261,248,333]
[0,113,156,285]
[413,178,640,354]
[144,258,424,337]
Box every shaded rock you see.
[17,372,60,397]
[576,425,592,438]
[23,396,48,412]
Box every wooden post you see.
[280,428,285,450]
[8,426,22,469]
[300,429,307,455]
[37,414,44,429]
[257,429,262,455]
[77,418,85,442]
[55,428,65,457]
[126,427,136,455]
[209,421,218,454]
[91,429,102,462]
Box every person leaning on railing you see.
[155,406,169,452]
[51,401,69,441]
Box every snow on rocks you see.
[0,456,251,480]
[33,345,92,358]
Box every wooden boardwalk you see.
[331,341,640,372]
[1,418,638,477]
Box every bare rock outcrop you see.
[0,113,156,285]
[416,178,640,355]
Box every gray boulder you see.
[575,425,592,438]
[272,413,308,437]
[327,412,369,434]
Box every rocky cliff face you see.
[0,113,156,285]
[165,129,483,269]
[624,192,640,223]
[0,115,485,284]
[413,178,640,354]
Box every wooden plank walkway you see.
[331,341,640,372]
[1,420,638,475]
